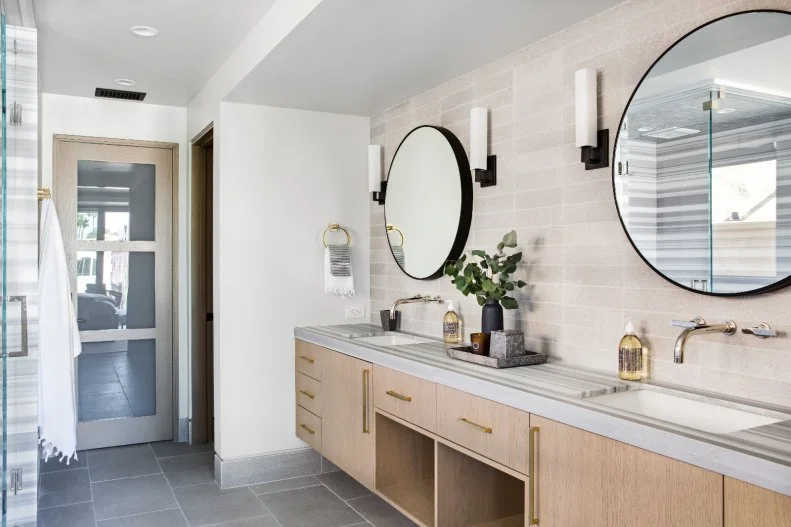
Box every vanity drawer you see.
[296,372,322,416]
[373,365,436,432]
[296,405,322,452]
[295,339,323,381]
[436,384,530,474]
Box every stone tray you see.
[447,346,548,368]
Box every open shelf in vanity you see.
[375,412,436,527]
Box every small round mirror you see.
[385,126,472,280]
[614,10,791,295]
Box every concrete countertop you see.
[296,323,791,497]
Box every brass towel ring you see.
[386,224,404,247]
[323,223,351,247]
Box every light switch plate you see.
[345,304,365,319]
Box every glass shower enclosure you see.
[1,15,39,527]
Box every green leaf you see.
[445,263,458,277]
[502,230,517,248]
[476,295,487,306]
[480,260,488,269]
[496,242,505,252]
[471,249,487,258]
[517,280,527,288]
[481,278,496,293]
[455,276,467,289]
[509,252,522,262]
[501,296,519,310]
[503,282,515,291]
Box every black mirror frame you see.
[384,125,473,280]
[612,9,791,297]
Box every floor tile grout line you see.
[153,445,191,526]
[89,469,163,485]
[86,452,98,527]
[319,482,369,524]
[251,493,284,527]
[96,505,182,524]
[36,498,94,511]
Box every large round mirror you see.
[614,10,791,296]
[385,125,472,280]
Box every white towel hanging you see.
[38,199,82,464]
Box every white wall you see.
[215,102,369,459]
[41,93,191,424]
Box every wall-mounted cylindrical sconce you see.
[470,107,496,187]
[574,68,609,170]
[369,144,386,205]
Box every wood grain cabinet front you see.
[321,348,375,490]
[295,339,323,381]
[436,384,530,475]
[725,477,791,527]
[529,415,723,527]
[373,365,436,432]
[295,372,321,416]
[295,405,321,452]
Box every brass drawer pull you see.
[362,369,371,434]
[386,390,412,402]
[529,426,540,525]
[299,390,315,399]
[299,356,315,364]
[300,424,315,435]
[458,417,493,434]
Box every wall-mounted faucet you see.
[390,294,442,320]
[672,317,736,364]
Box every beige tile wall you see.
[370,0,791,406]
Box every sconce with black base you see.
[580,129,609,170]
[474,155,497,187]
[372,181,387,205]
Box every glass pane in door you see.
[75,251,155,330]
[78,339,156,421]
[77,161,155,241]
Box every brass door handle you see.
[299,355,315,364]
[300,424,315,435]
[386,390,412,402]
[362,369,371,433]
[457,417,492,434]
[529,426,540,525]
[299,390,315,399]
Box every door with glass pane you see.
[54,137,173,449]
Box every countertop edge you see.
[295,326,791,497]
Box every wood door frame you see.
[52,134,181,441]
[190,124,214,444]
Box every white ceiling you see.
[226,0,623,116]
[34,0,277,106]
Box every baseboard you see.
[215,448,340,488]
[178,418,190,442]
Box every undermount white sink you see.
[353,333,435,346]
[587,387,790,435]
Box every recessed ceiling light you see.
[637,126,653,132]
[717,108,736,114]
[114,78,136,87]
[130,25,158,37]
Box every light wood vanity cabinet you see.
[530,415,723,527]
[321,348,375,490]
[725,477,791,527]
[295,338,790,527]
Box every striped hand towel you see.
[324,244,355,297]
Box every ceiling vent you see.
[94,87,146,102]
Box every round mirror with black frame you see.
[384,125,473,280]
[613,9,791,296]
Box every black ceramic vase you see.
[481,299,504,334]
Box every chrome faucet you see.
[672,317,736,364]
[390,294,442,320]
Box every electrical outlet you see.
[345,304,365,319]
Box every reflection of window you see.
[712,160,777,278]
[77,257,95,277]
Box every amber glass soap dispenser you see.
[618,321,643,381]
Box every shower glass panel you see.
[1,17,39,526]
[709,88,791,294]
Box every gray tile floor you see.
[38,442,416,527]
